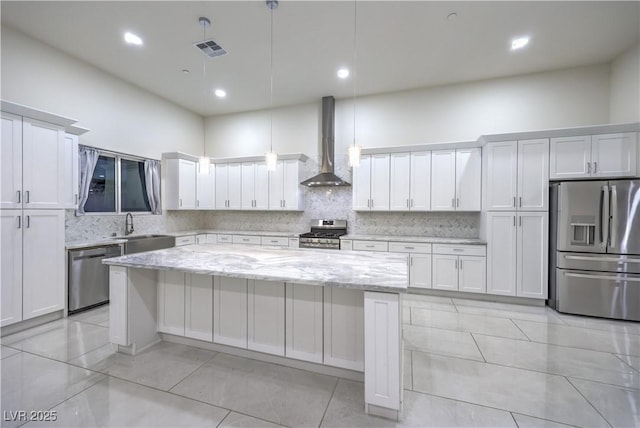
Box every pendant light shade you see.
[349,0,361,168]
[265,151,278,171]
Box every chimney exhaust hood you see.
[300,96,351,187]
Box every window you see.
[84,151,155,214]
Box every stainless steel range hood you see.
[300,96,350,187]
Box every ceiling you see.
[2,1,639,117]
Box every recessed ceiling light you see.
[447,12,458,21]
[124,32,143,46]
[214,89,226,98]
[511,36,529,50]
[181,69,190,74]
[337,68,350,79]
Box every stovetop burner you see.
[299,219,347,250]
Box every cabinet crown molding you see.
[162,151,309,164]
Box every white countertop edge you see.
[167,230,303,238]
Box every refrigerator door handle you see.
[601,185,609,247]
[610,185,617,249]
[565,255,640,263]
[564,272,640,283]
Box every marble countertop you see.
[341,234,486,245]
[66,239,127,250]
[167,229,302,238]
[104,244,408,293]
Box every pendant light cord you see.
[202,18,208,159]
[269,5,274,154]
[352,0,357,149]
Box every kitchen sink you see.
[119,234,176,254]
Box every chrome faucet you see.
[125,213,134,236]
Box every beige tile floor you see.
[1,295,639,428]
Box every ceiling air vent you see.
[194,39,228,58]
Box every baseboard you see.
[1,311,64,337]
[406,288,546,306]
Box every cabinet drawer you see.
[432,244,486,256]
[388,242,432,254]
[352,240,389,252]
[261,236,289,246]
[217,234,232,244]
[175,235,196,246]
[233,235,261,245]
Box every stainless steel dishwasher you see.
[68,245,122,314]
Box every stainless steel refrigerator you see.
[549,180,640,321]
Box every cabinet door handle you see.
[452,198,455,208]
[17,216,21,229]
[457,198,460,208]
[371,199,374,208]
[410,256,413,266]
[513,196,516,207]
[587,162,592,174]
[365,245,375,248]
[407,199,409,208]
[17,191,21,203]
[410,199,414,207]
[405,246,414,250]
[25,215,30,228]
[519,216,522,227]
[453,248,463,252]
[513,216,516,227]
[455,259,458,269]
[594,162,598,173]
[460,260,463,270]
[519,197,522,207]
[179,198,182,207]
[25,191,30,203]
[283,200,286,208]
[74,194,78,204]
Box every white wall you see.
[1,26,203,159]
[204,63,611,160]
[610,43,640,123]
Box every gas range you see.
[299,219,347,250]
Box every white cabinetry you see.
[353,154,390,211]
[241,162,269,210]
[324,288,364,371]
[63,133,79,209]
[185,274,213,341]
[213,276,247,348]
[1,113,67,209]
[269,159,304,210]
[21,210,65,320]
[388,242,432,289]
[196,163,215,209]
[486,212,548,298]
[285,283,323,363]
[432,245,486,293]
[215,163,242,209]
[157,271,185,335]
[1,210,23,326]
[164,159,196,210]
[484,139,549,211]
[248,280,285,356]
[389,152,431,211]
[550,133,637,179]
[431,148,481,211]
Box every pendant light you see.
[199,17,211,172]
[265,0,278,171]
[348,0,361,168]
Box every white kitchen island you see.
[104,244,408,420]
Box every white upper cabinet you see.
[215,162,242,210]
[195,162,215,209]
[353,154,390,211]
[591,133,637,178]
[241,162,269,210]
[62,134,79,209]
[2,114,67,210]
[484,139,549,211]
[164,158,196,210]
[455,148,482,211]
[389,152,431,211]
[268,159,304,211]
[1,113,23,209]
[432,148,481,211]
[431,150,456,210]
[550,132,637,179]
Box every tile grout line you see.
[166,349,219,392]
[611,353,640,374]
[565,376,614,428]
[450,298,459,313]
[409,349,414,391]
[409,347,640,391]
[509,411,520,427]
[214,410,233,428]
[317,377,340,428]
[469,333,487,363]
[509,318,532,341]
[405,322,536,343]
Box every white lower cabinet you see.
[247,280,285,356]
[157,271,185,335]
[486,211,548,298]
[185,274,213,341]
[213,276,248,348]
[409,254,431,289]
[285,283,323,363]
[1,210,23,326]
[323,288,364,371]
[432,245,486,293]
